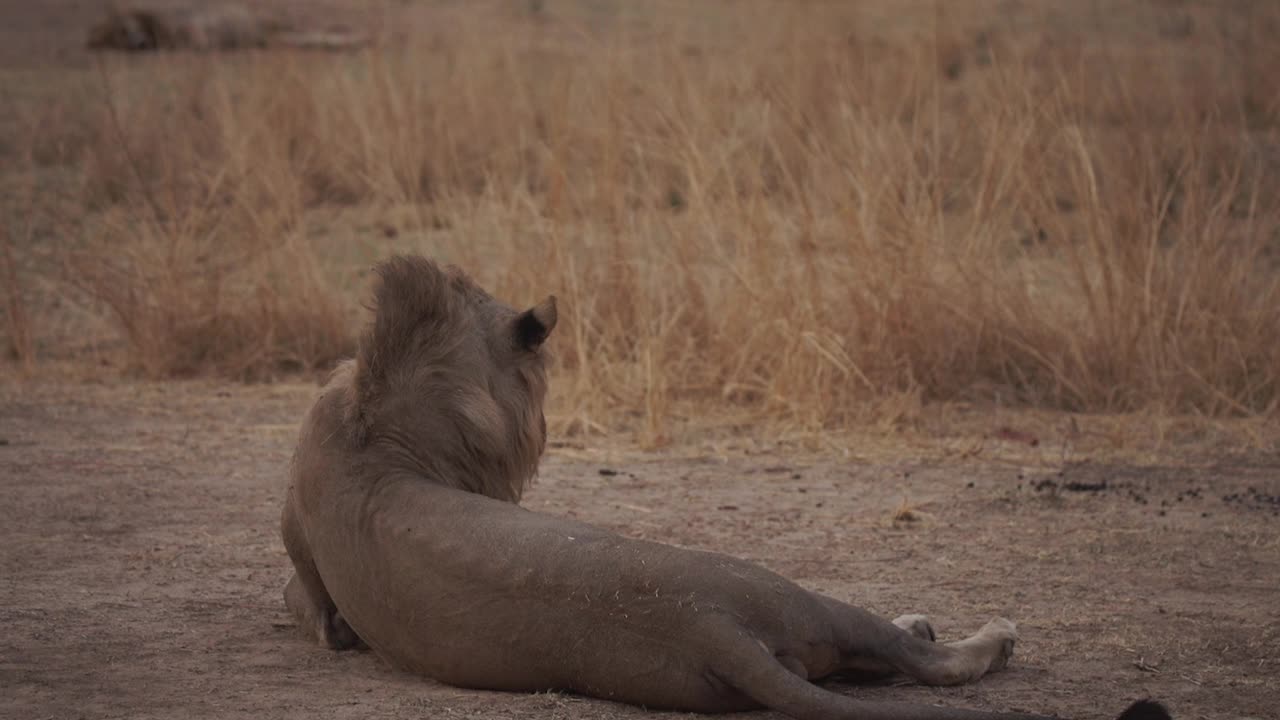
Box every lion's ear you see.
[515,296,557,350]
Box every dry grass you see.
[6,0,1280,436]
[1,224,34,373]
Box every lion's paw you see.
[322,611,366,651]
[978,617,1017,672]
[892,614,937,642]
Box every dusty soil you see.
[1,380,1277,720]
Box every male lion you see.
[281,256,1169,720]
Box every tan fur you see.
[340,257,548,502]
[87,4,366,53]
[280,255,1167,720]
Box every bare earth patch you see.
[1,381,1276,720]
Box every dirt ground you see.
[1,380,1277,720]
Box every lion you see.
[86,4,366,52]
[280,255,1170,720]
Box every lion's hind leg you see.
[281,498,365,651]
[821,598,1016,686]
[711,623,1051,720]
[873,616,1017,686]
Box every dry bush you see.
[64,212,352,379]
[24,0,1280,430]
[63,56,354,378]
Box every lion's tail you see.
[712,639,1170,720]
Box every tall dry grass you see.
[14,0,1280,434]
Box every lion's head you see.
[340,256,556,503]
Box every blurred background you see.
[3,0,1278,447]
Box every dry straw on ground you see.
[5,0,1279,437]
